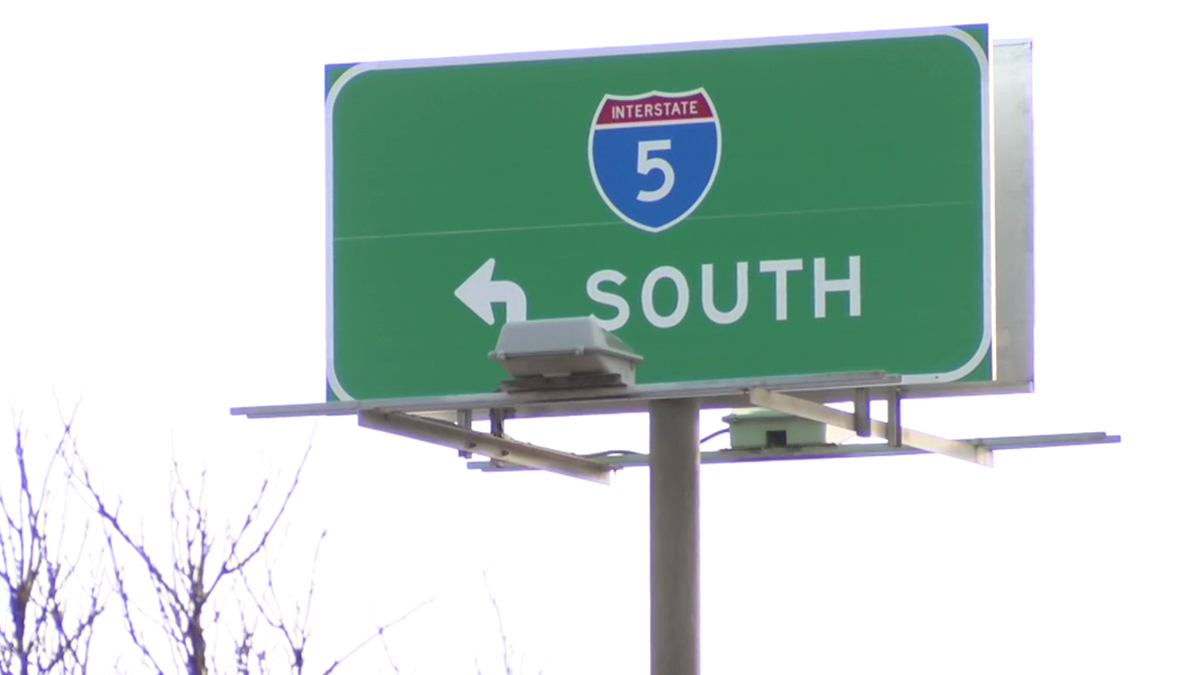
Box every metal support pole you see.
[650,398,700,675]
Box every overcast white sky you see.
[2,1,1197,673]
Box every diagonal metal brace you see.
[748,388,993,467]
[359,410,612,484]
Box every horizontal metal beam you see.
[748,388,993,467]
[465,432,1122,472]
[231,371,900,420]
[358,410,611,484]
[963,432,1121,450]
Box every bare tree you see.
[238,529,433,675]
[72,442,429,674]
[0,421,103,675]
[73,445,312,675]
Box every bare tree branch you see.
[1,418,103,675]
[208,446,312,596]
[377,626,407,675]
[75,462,183,616]
[483,571,515,675]
[107,534,167,675]
[319,597,434,675]
[478,571,544,675]
[239,524,432,675]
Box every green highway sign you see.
[325,25,993,401]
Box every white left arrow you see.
[454,258,528,326]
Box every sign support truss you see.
[358,409,612,484]
[748,387,995,467]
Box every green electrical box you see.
[722,409,853,450]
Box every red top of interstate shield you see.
[594,92,714,126]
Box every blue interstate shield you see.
[588,89,722,233]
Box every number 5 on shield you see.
[637,139,675,202]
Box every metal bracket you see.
[852,388,871,437]
[455,409,474,458]
[489,407,508,437]
[886,388,901,448]
[748,388,994,467]
[358,410,611,484]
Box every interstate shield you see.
[588,89,722,233]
